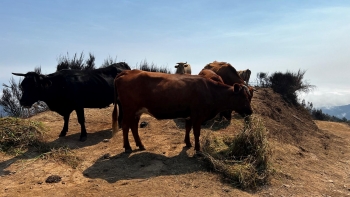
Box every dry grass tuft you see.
[0,117,46,155]
[0,117,82,168]
[40,146,82,169]
[201,115,271,189]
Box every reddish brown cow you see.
[198,69,224,83]
[198,69,233,120]
[112,69,253,152]
[203,61,245,85]
[203,61,254,120]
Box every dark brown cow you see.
[198,69,232,120]
[203,61,245,85]
[198,69,224,83]
[203,61,254,120]
[112,69,253,152]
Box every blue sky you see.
[0,0,349,108]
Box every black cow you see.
[12,62,131,141]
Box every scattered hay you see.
[0,117,46,155]
[40,146,82,169]
[201,115,271,190]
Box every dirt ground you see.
[1,87,350,197]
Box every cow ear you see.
[184,64,188,67]
[233,83,241,94]
[175,65,178,68]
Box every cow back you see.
[203,61,244,85]
[198,69,224,84]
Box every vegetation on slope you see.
[201,115,270,189]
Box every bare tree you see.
[0,67,49,118]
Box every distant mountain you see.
[320,104,350,120]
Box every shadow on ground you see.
[0,128,112,176]
[173,117,231,131]
[83,147,206,183]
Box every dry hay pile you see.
[0,117,81,168]
[0,117,46,155]
[201,115,270,190]
[199,87,318,189]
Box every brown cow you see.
[203,62,254,120]
[175,62,191,74]
[198,69,232,120]
[203,61,245,85]
[198,69,224,83]
[112,69,253,152]
[237,69,252,84]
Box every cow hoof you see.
[124,148,132,153]
[139,146,146,151]
[194,151,204,158]
[185,143,192,148]
[80,136,87,142]
[59,133,67,137]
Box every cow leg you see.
[184,119,192,147]
[193,123,202,152]
[122,117,132,153]
[220,110,232,121]
[59,113,71,137]
[130,117,145,150]
[75,108,87,142]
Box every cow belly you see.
[83,99,112,108]
[137,107,190,119]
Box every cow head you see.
[12,72,52,108]
[174,62,190,74]
[231,83,253,117]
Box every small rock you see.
[283,184,290,188]
[102,153,111,159]
[140,121,148,128]
[328,180,334,183]
[222,188,230,192]
[37,181,43,185]
[45,175,62,183]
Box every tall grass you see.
[201,115,271,189]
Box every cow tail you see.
[112,77,120,137]
[112,104,119,137]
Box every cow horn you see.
[12,73,26,76]
[242,85,251,96]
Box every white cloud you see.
[299,88,350,108]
